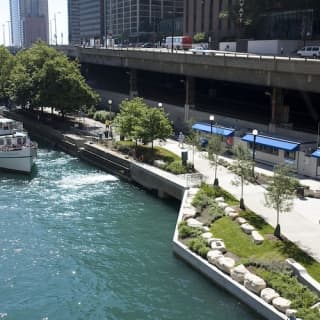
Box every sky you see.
[0,0,68,46]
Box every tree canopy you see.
[114,97,173,149]
[0,46,15,101]
[8,41,99,114]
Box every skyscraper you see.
[10,0,49,47]
[68,0,184,45]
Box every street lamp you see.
[252,129,258,177]
[209,115,214,134]
[158,102,163,108]
[108,99,113,121]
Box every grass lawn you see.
[211,214,320,282]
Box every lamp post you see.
[158,102,163,108]
[209,115,214,134]
[252,129,258,177]
[108,99,112,121]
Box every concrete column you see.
[270,87,289,125]
[184,76,195,121]
[129,69,138,98]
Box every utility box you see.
[181,151,188,166]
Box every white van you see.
[297,46,320,58]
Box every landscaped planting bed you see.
[178,183,320,320]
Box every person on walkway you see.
[178,131,185,148]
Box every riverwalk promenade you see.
[157,139,320,263]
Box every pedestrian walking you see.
[178,131,185,148]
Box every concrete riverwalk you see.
[157,139,320,262]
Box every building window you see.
[284,151,296,161]
[201,0,205,32]
[249,143,279,156]
[317,158,320,167]
[209,0,214,31]
[193,0,196,33]
[185,0,189,33]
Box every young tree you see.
[264,164,297,238]
[207,134,224,186]
[184,120,201,168]
[140,105,173,150]
[230,144,252,209]
[113,97,148,143]
[193,32,207,43]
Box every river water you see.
[0,147,259,320]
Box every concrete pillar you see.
[270,87,290,125]
[184,76,195,121]
[129,69,138,98]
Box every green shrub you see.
[253,267,318,314]
[187,237,210,258]
[164,160,193,174]
[178,221,202,239]
[93,110,113,123]
[207,202,224,222]
[192,190,210,210]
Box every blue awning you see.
[311,149,320,158]
[192,123,235,137]
[241,134,300,151]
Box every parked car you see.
[297,46,320,58]
[142,43,153,48]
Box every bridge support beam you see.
[184,76,195,121]
[129,69,138,98]
[269,88,290,130]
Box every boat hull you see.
[0,147,36,173]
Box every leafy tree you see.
[9,41,99,114]
[193,32,207,43]
[140,105,173,150]
[264,164,297,238]
[0,46,15,101]
[37,55,99,116]
[230,144,252,209]
[113,97,148,143]
[207,135,224,186]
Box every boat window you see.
[23,137,27,144]
[17,137,22,145]
[6,138,12,145]
[0,139,4,145]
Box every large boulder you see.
[207,250,223,265]
[186,218,203,228]
[216,257,235,274]
[251,231,264,245]
[236,217,247,225]
[210,239,227,253]
[244,273,267,294]
[188,188,199,196]
[201,232,213,240]
[231,264,249,284]
[182,207,197,220]
[228,212,239,220]
[225,207,236,215]
[241,223,255,234]
[214,196,224,203]
[272,297,291,313]
[217,202,228,209]
[260,288,280,304]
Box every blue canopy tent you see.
[192,123,235,137]
[311,149,320,158]
[241,134,300,151]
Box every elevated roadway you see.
[59,46,320,94]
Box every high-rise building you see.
[184,0,237,45]
[10,0,49,48]
[68,0,184,45]
[9,0,22,46]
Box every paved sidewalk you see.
[158,139,320,262]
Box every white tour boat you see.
[0,118,37,173]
